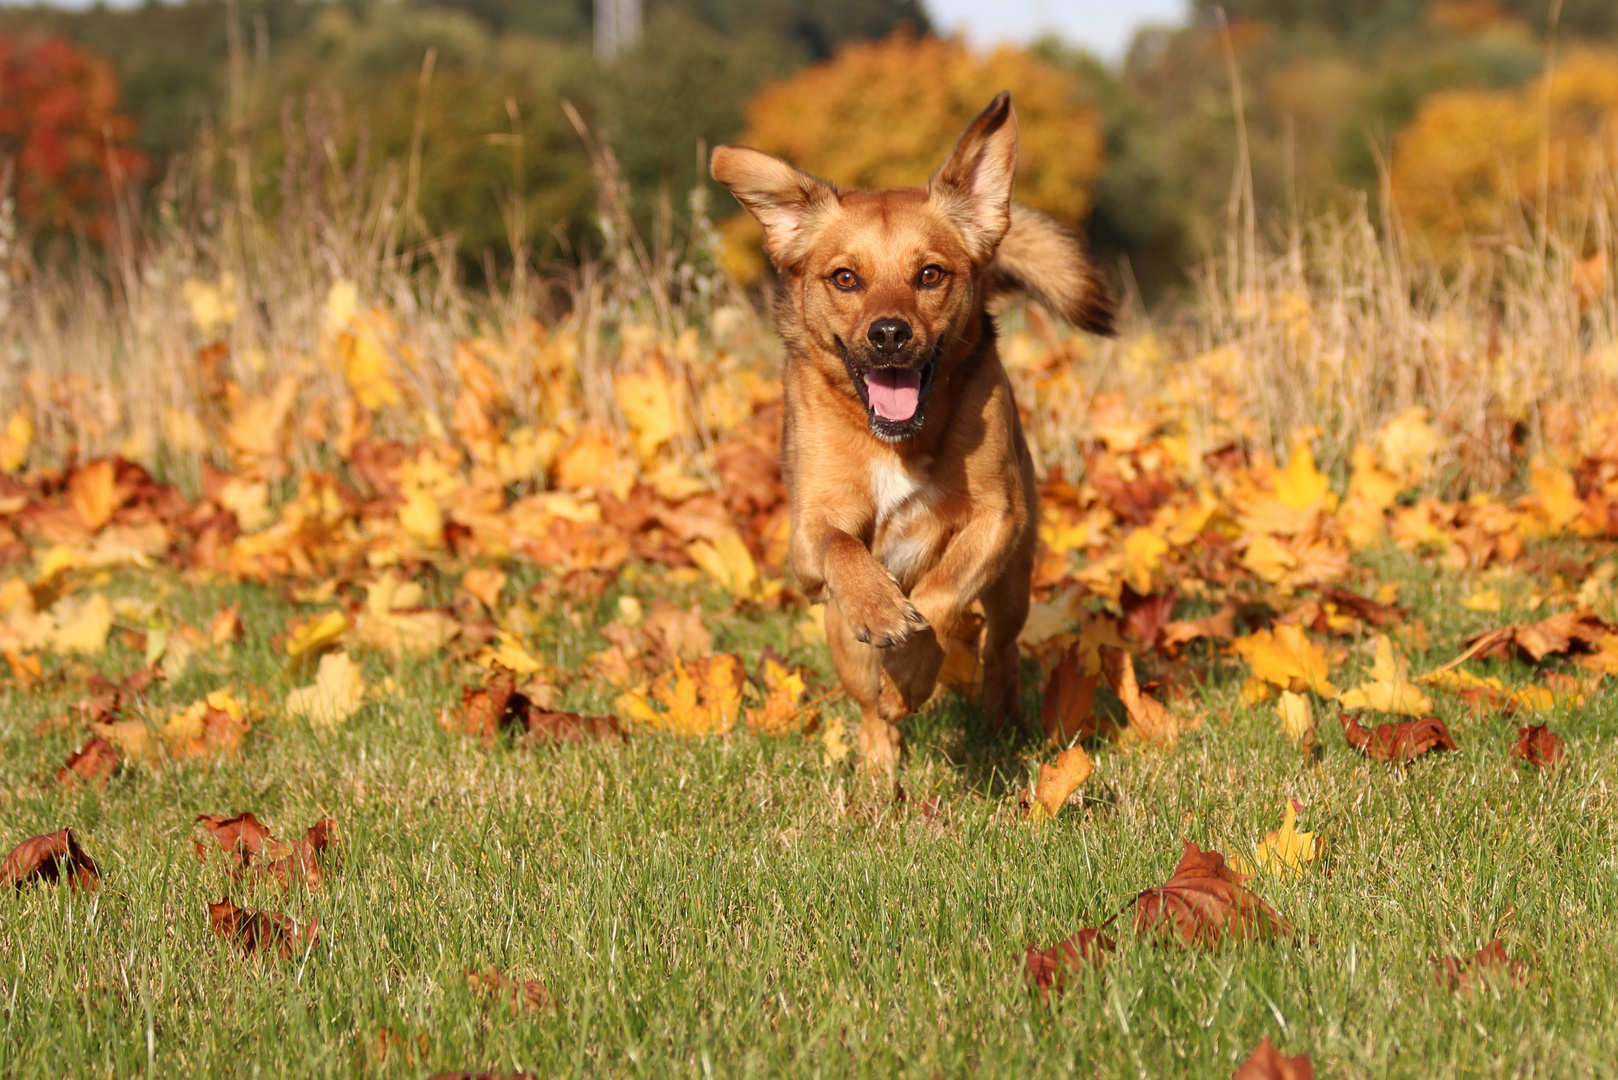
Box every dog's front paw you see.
[839,588,930,649]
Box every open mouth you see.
[839,342,938,441]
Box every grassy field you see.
[4,545,1616,1080]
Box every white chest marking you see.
[870,459,936,585]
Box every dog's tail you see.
[987,205,1116,336]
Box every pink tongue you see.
[866,368,922,421]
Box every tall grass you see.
[2,84,1616,493]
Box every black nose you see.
[867,319,913,354]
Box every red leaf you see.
[1133,841,1291,947]
[207,900,317,960]
[194,812,281,868]
[1,828,100,890]
[1436,938,1528,994]
[1509,724,1565,770]
[55,735,119,787]
[1023,927,1115,1001]
[1232,1036,1315,1079]
[1340,712,1458,762]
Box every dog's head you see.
[712,93,1022,442]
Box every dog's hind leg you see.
[979,539,1034,732]
[826,598,902,774]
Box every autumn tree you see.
[0,32,146,244]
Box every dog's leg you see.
[979,538,1034,730]
[825,596,900,773]
[811,530,929,648]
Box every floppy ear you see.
[710,145,839,271]
[930,91,1019,264]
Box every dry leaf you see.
[616,654,745,736]
[1232,1037,1315,1080]
[466,966,556,1015]
[1133,841,1291,947]
[1340,711,1458,762]
[1039,646,1099,745]
[285,610,349,670]
[460,567,507,609]
[1231,625,1338,697]
[1436,938,1528,994]
[286,650,368,725]
[1101,646,1187,743]
[1023,928,1115,1002]
[1509,724,1565,770]
[195,811,282,868]
[55,736,119,787]
[1,828,100,890]
[1337,635,1432,716]
[1275,690,1314,744]
[208,899,317,959]
[1030,745,1095,822]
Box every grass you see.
[4,549,1617,1080]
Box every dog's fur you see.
[711,92,1115,771]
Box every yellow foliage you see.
[730,33,1104,278]
[286,651,368,725]
[1231,624,1338,697]
[1338,636,1433,716]
[0,410,34,474]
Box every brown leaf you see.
[1039,647,1099,745]
[195,812,283,868]
[251,818,340,889]
[1031,746,1095,820]
[1,829,100,890]
[1339,712,1458,763]
[1318,586,1404,628]
[55,736,120,787]
[523,709,624,745]
[207,899,317,959]
[1120,584,1177,648]
[1161,603,1237,650]
[1509,724,1565,770]
[1102,646,1189,743]
[1133,841,1291,947]
[1232,1036,1315,1080]
[1024,928,1115,1002]
[1436,938,1528,994]
[466,966,556,1015]
[442,667,525,740]
[1458,608,1612,664]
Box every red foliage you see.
[0,33,147,243]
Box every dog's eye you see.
[831,269,859,291]
[918,265,945,287]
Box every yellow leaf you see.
[1030,745,1095,824]
[1529,461,1582,534]
[69,460,119,532]
[1231,624,1338,697]
[398,488,444,548]
[286,651,368,725]
[460,567,508,610]
[217,477,272,533]
[615,365,681,463]
[1275,690,1314,743]
[182,275,238,334]
[1275,439,1333,511]
[475,631,546,676]
[821,713,851,764]
[1347,443,1403,509]
[0,410,33,473]
[618,654,745,736]
[351,573,459,658]
[1338,636,1433,716]
[1241,534,1294,584]
[686,531,760,601]
[1460,589,1502,613]
[286,610,349,670]
[1376,407,1439,480]
[745,657,812,736]
[340,328,401,411]
[1254,801,1319,879]
[49,593,114,655]
[1122,527,1169,594]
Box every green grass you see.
[3,553,1618,1079]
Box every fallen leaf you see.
[1039,647,1099,746]
[745,655,812,736]
[523,709,624,745]
[442,667,524,740]
[466,966,556,1015]
[1337,635,1433,716]
[1455,608,1612,665]
[1231,625,1338,697]
[460,567,507,609]
[1232,1036,1315,1080]
[285,650,368,725]
[1023,928,1115,1002]
[1340,711,1458,762]
[1101,646,1188,743]
[49,592,114,655]
[1,828,100,890]
[251,819,340,889]
[1252,801,1319,879]
[1029,745,1095,823]
[1120,584,1177,647]
[616,654,745,736]
[68,459,120,532]
[1161,603,1236,650]
[195,811,281,868]
[350,573,459,658]
[207,899,317,959]
[1275,691,1314,744]
[821,713,851,764]
[1133,841,1291,947]
[1436,938,1528,994]
[1509,724,1565,770]
[55,736,119,787]
[285,610,349,670]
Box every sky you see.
[1,0,1194,60]
[927,0,1189,58]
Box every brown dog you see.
[711,92,1114,771]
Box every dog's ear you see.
[930,91,1019,263]
[710,145,839,271]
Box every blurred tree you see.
[0,32,147,245]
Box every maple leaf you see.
[195,812,283,868]
[1456,608,1612,665]
[208,900,317,960]
[286,650,368,725]
[1029,746,1095,823]
[1161,603,1236,650]
[285,610,349,671]
[1132,841,1292,947]
[523,709,624,745]
[351,573,459,658]
[460,567,508,610]
[1275,691,1314,744]
[1239,801,1320,880]
[1231,625,1338,697]
[1120,584,1177,647]
[1436,938,1528,994]
[1510,724,1565,769]
[1340,711,1458,762]
[55,736,119,787]
[1039,646,1099,745]
[1338,636,1433,716]
[1102,646,1192,744]
[1232,1037,1315,1080]
[745,654,813,736]
[1023,928,1115,1002]
[686,529,761,601]
[1,828,100,891]
[196,814,339,889]
[48,592,114,655]
[617,654,746,737]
